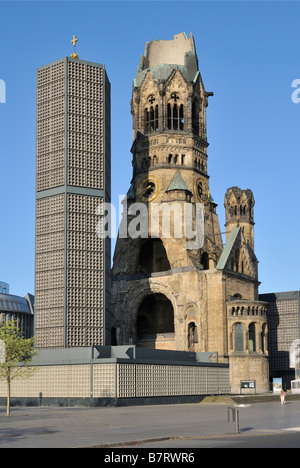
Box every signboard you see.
[0,339,5,364]
[290,339,300,369]
[273,378,282,393]
[241,380,255,389]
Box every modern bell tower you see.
[35,38,111,349]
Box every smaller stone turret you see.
[224,186,255,250]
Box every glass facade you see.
[0,283,34,338]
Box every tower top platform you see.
[135,32,199,87]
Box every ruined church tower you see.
[112,33,269,393]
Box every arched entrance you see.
[137,293,175,349]
[138,238,171,274]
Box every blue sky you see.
[0,0,299,297]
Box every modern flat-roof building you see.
[260,291,300,388]
[0,282,9,295]
[0,282,34,338]
[35,46,111,349]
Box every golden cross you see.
[71,35,78,48]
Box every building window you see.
[201,252,209,270]
[188,322,198,351]
[261,323,267,354]
[168,103,184,130]
[233,294,242,299]
[144,96,158,133]
[168,93,184,131]
[249,323,256,352]
[192,101,199,135]
[235,323,244,352]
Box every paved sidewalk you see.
[0,399,300,448]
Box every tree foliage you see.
[0,320,37,415]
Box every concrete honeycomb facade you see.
[260,291,300,389]
[35,57,111,349]
[0,347,230,404]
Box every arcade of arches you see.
[137,293,175,349]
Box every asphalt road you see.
[127,431,300,448]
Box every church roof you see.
[209,193,217,205]
[166,170,191,193]
[126,183,135,200]
[134,64,198,88]
[216,226,241,270]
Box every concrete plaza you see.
[1,396,300,448]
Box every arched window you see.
[235,323,244,352]
[233,293,242,299]
[188,322,198,351]
[144,105,158,133]
[192,101,199,135]
[261,323,267,354]
[168,94,184,131]
[249,323,256,352]
[179,104,184,130]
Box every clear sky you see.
[0,0,299,297]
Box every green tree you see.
[0,320,37,416]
